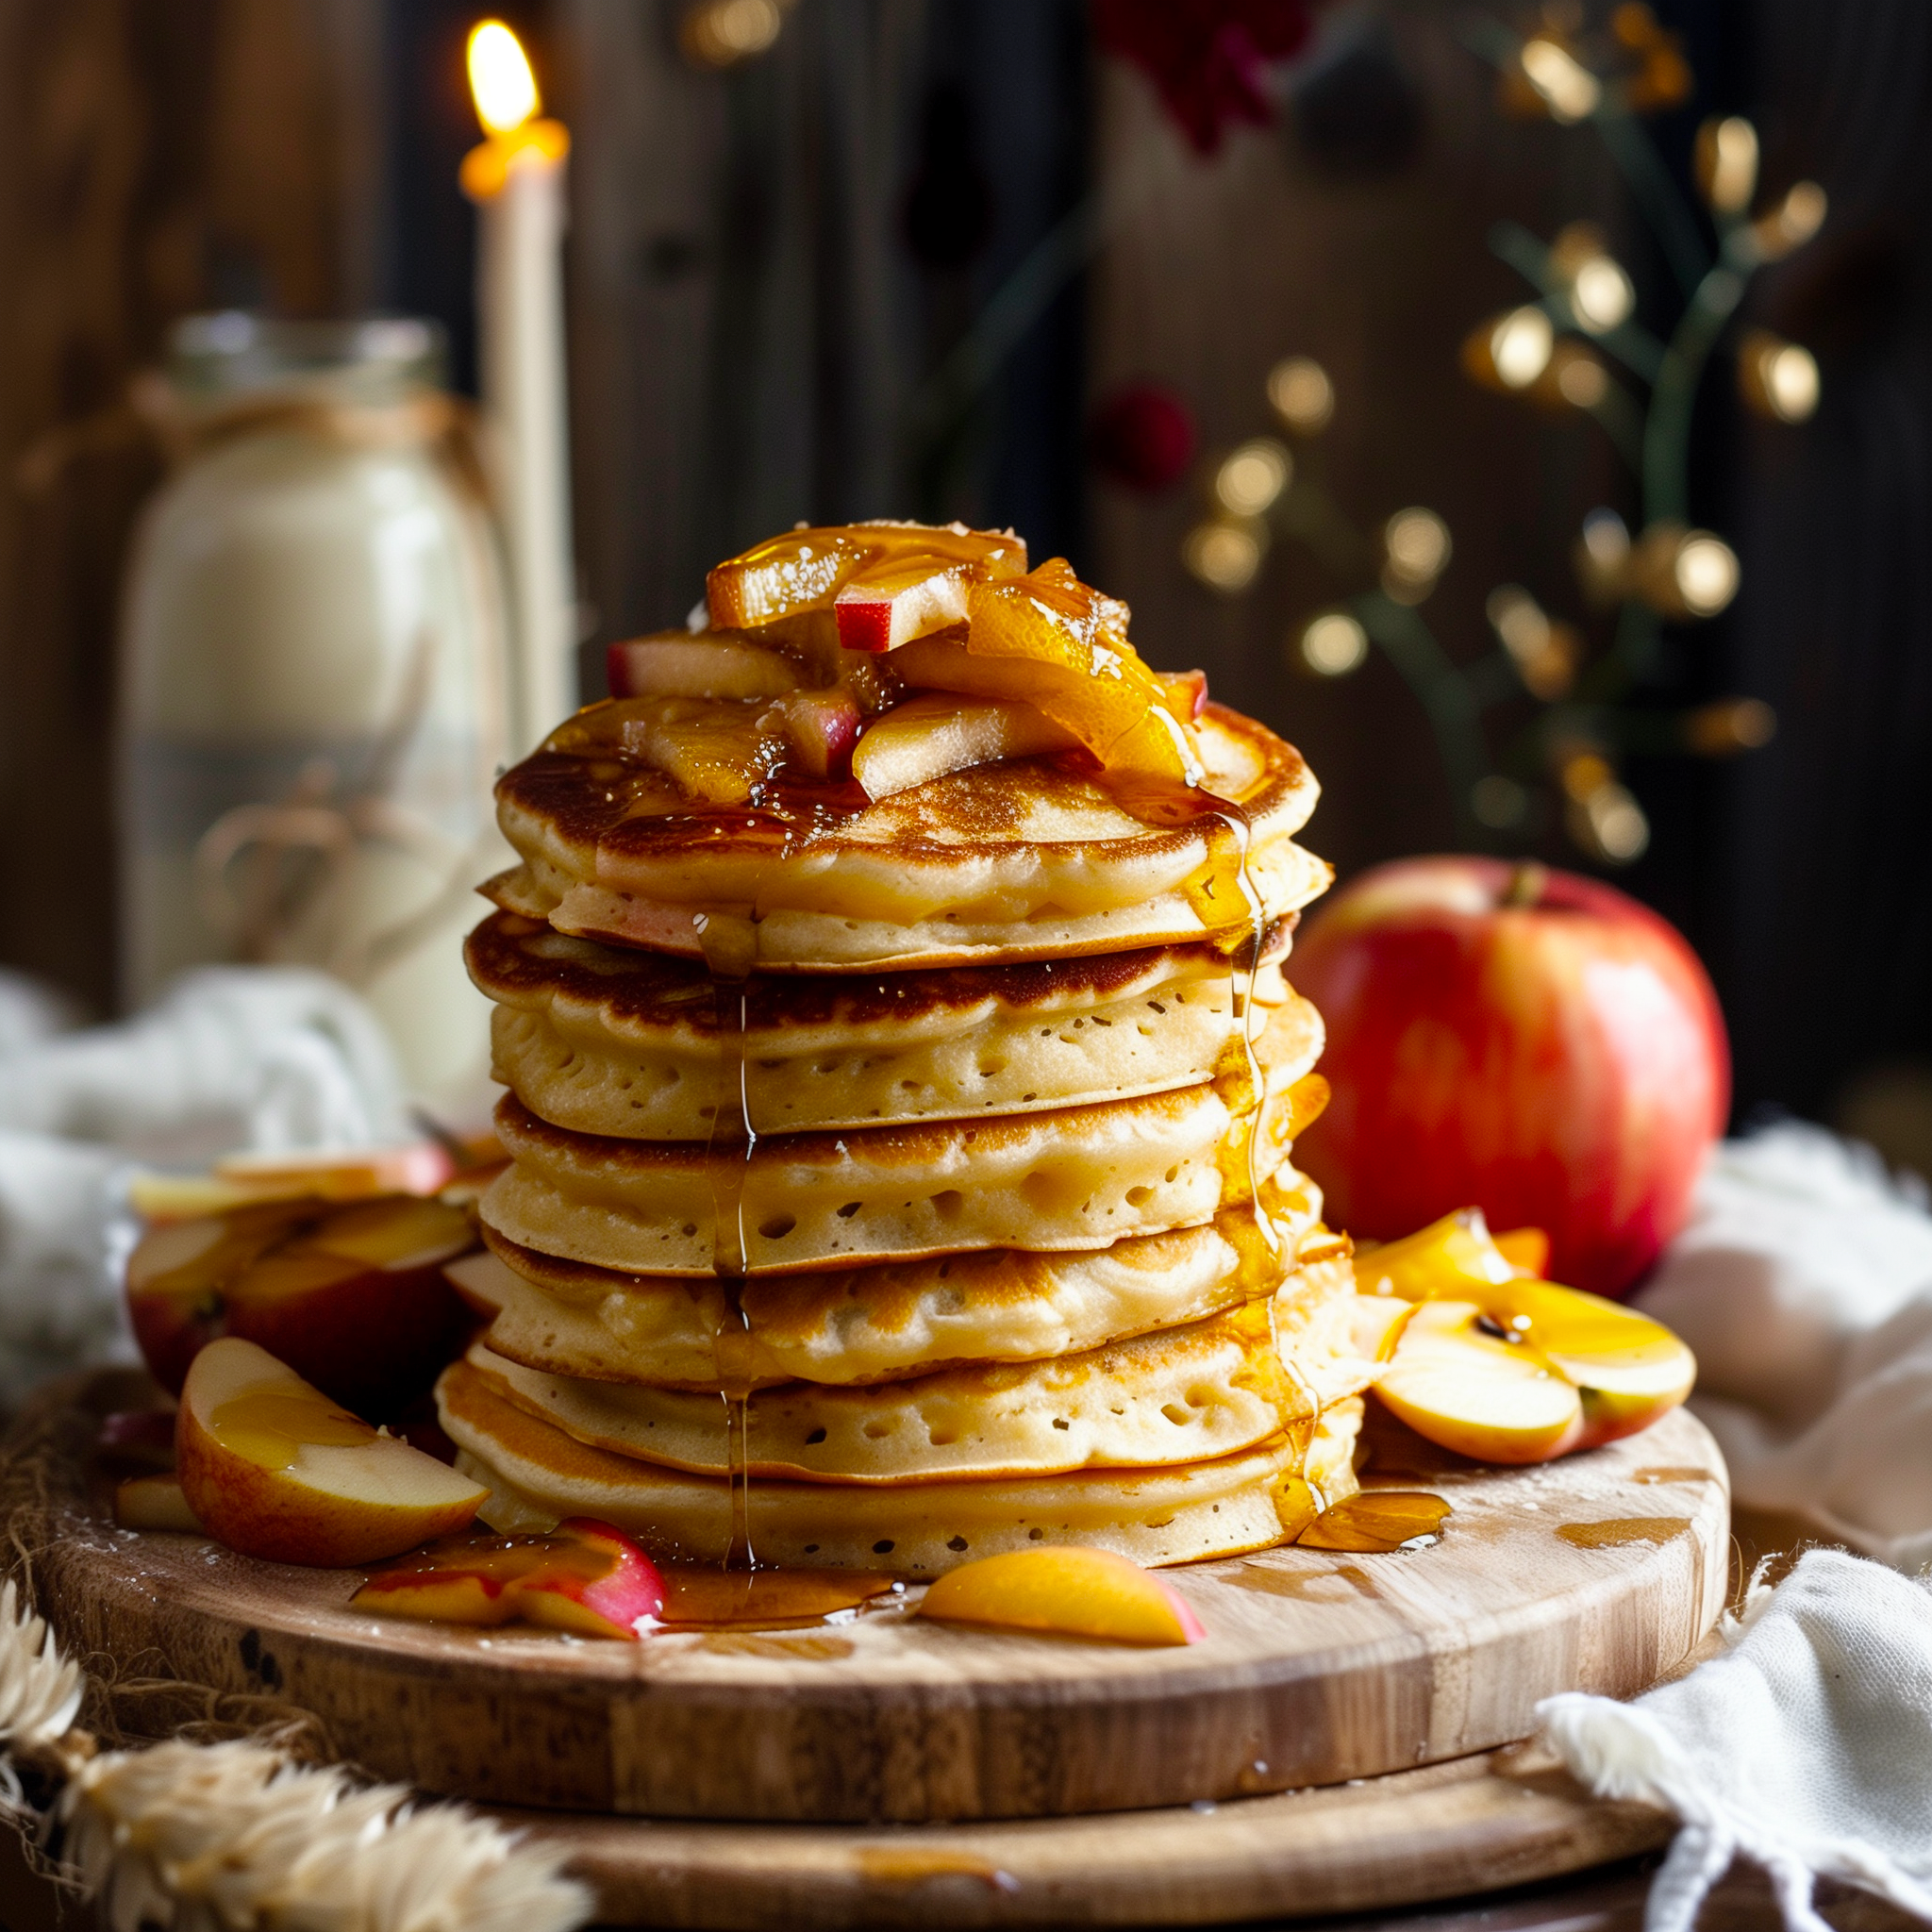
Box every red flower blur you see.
[1092,0,1314,155]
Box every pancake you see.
[440,1355,1365,1572]
[450,1187,1328,1388]
[470,909,1317,1138]
[489,702,1331,970]
[458,1294,1313,1481]
[483,1046,1320,1275]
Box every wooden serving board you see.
[8,1370,1726,1840]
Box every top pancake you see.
[489,701,1329,971]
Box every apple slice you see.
[114,1474,202,1533]
[177,1338,487,1566]
[352,1518,666,1638]
[130,1144,458,1224]
[1161,669,1209,720]
[1346,1293,1417,1364]
[850,694,1083,801]
[919,1546,1205,1646]
[607,634,803,700]
[126,1194,475,1419]
[1480,1276,1696,1448]
[619,697,782,807]
[707,522,1027,630]
[763,688,862,781]
[1492,1226,1551,1277]
[1351,1208,1520,1302]
[1374,1300,1584,1464]
[835,560,974,653]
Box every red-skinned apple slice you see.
[763,688,862,780]
[126,1194,475,1419]
[351,1518,666,1639]
[607,634,803,700]
[834,561,974,653]
[177,1339,487,1566]
[919,1546,1205,1646]
[1375,1300,1585,1464]
[850,694,1082,800]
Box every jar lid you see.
[167,313,447,404]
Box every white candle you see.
[461,21,575,755]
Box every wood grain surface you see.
[7,1371,1727,1829]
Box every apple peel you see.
[354,1518,667,1641]
[919,1546,1205,1647]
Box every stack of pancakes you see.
[438,626,1377,1574]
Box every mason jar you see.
[117,313,512,1114]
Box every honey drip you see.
[208,1389,376,1472]
[656,1566,901,1629]
[1298,1491,1451,1553]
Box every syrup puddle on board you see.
[1556,1517,1691,1550]
[655,1565,903,1630]
[1298,1491,1452,1554]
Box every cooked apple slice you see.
[1374,1300,1584,1464]
[1161,669,1209,719]
[129,1144,458,1224]
[618,697,783,807]
[763,688,862,780]
[114,1474,202,1533]
[833,558,979,653]
[707,522,1026,630]
[1479,1276,1695,1449]
[919,1546,1205,1646]
[607,634,804,700]
[1492,1226,1551,1277]
[850,694,1083,800]
[352,1517,666,1638]
[126,1194,475,1418]
[1351,1208,1520,1302]
[177,1339,486,1567]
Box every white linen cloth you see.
[1638,1124,1932,1568]
[1541,1549,1932,1932]
[0,969,406,1407]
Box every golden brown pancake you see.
[448,1187,1329,1389]
[440,1355,1364,1572]
[469,908,1318,1138]
[482,1050,1315,1276]
[458,1297,1312,1482]
[490,702,1329,970]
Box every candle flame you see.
[468,20,540,136]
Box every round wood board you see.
[7,1372,1726,1838]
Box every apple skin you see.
[1291,857,1729,1298]
[177,1339,487,1567]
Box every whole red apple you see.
[1291,857,1728,1298]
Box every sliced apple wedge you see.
[114,1474,202,1533]
[129,1144,458,1224]
[619,696,784,808]
[1374,1300,1585,1464]
[1492,1225,1551,1278]
[919,1546,1205,1646]
[1352,1208,1520,1302]
[352,1517,666,1638]
[126,1193,475,1419]
[763,688,862,781]
[177,1339,486,1566]
[607,634,803,700]
[834,561,974,653]
[851,693,1083,801]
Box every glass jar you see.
[117,313,512,1113]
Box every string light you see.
[1738,329,1820,423]
[1685,697,1777,755]
[1267,358,1335,435]
[1298,612,1370,676]
[1381,508,1452,603]
[1213,440,1291,517]
[1486,585,1579,698]
[1668,530,1740,618]
[1517,38,1602,123]
[1695,116,1758,216]
[1751,181,1827,260]
[680,0,787,69]
[1547,341,1608,408]
[1465,307,1554,391]
[1548,224,1635,335]
[1183,518,1266,593]
[1574,508,1632,603]
[1559,752,1649,864]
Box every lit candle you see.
[461,20,575,753]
